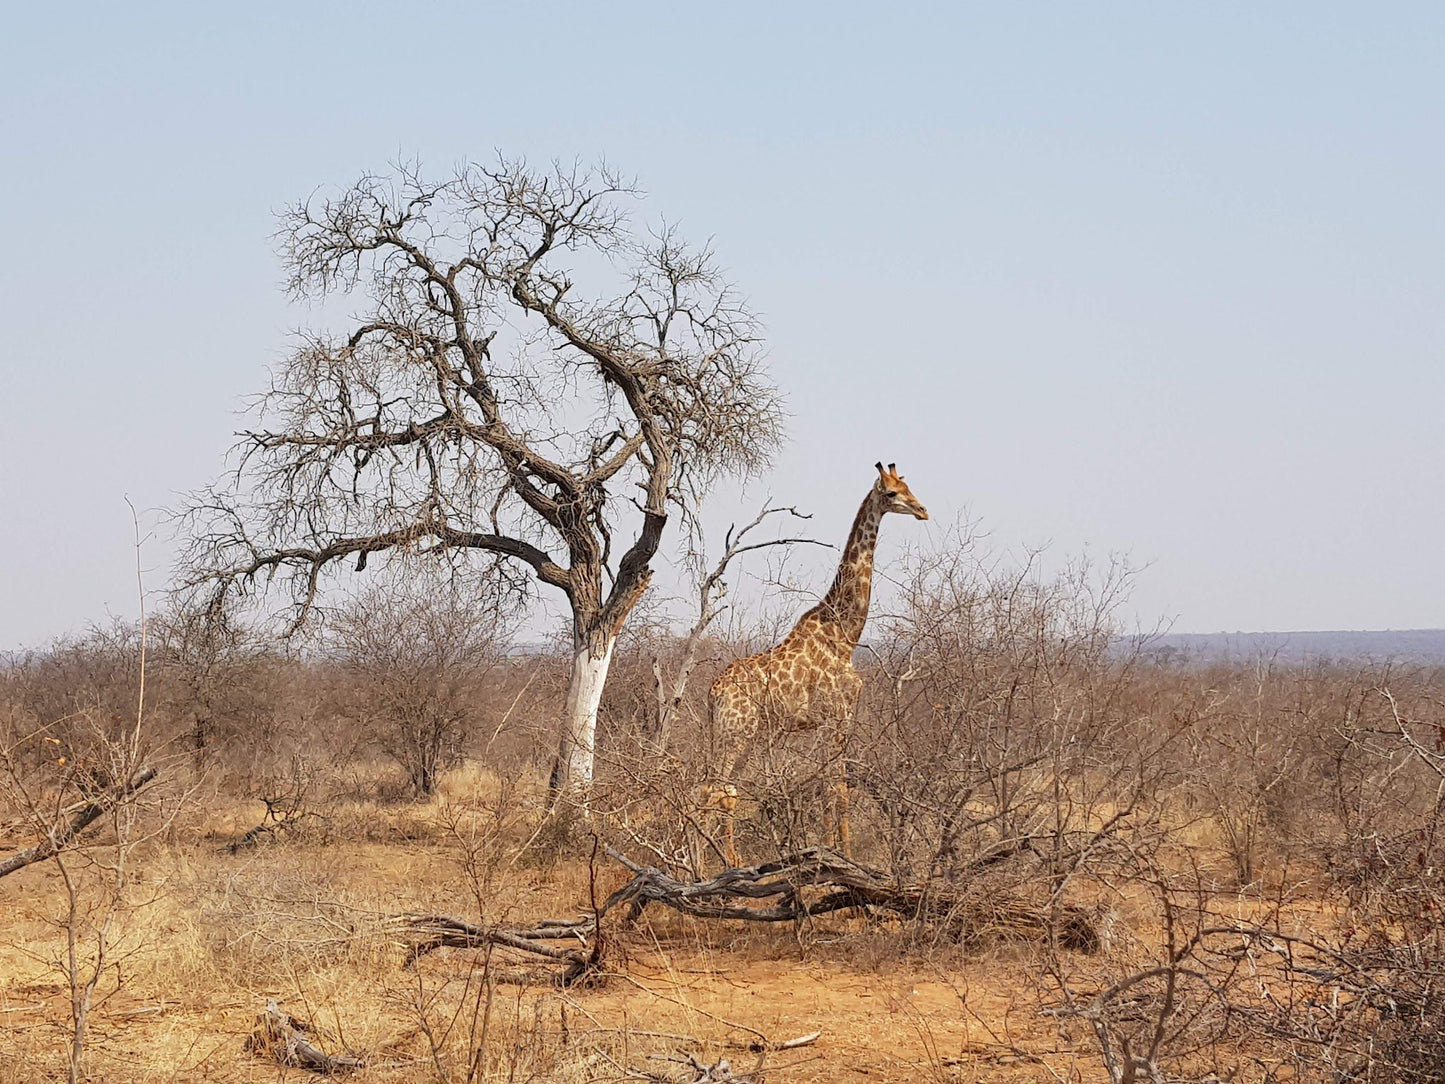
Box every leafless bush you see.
[2,622,152,782]
[195,865,376,985]
[1283,680,1445,1081]
[152,604,275,766]
[849,534,1166,915]
[1015,670,1445,1083]
[386,771,575,1082]
[326,582,511,797]
[227,753,329,851]
[0,527,181,1084]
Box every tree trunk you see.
[191,711,212,770]
[653,630,706,752]
[552,631,617,799]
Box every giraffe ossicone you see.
[705,462,929,865]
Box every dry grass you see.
[2,764,1108,1084]
[7,609,1442,1082]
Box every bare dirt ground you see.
[0,767,1148,1084]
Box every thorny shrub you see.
[5,535,1445,1080]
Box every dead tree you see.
[180,158,783,798]
[651,504,823,749]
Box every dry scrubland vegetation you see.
[4,547,1445,1084]
[10,151,1441,1084]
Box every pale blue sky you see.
[1,2,1441,648]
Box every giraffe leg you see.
[832,735,852,858]
[818,728,851,856]
[833,672,862,858]
[698,782,740,868]
[720,783,740,867]
[711,688,761,870]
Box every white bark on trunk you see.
[554,635,616,795]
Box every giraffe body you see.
[706,463,928,862]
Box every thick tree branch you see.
[181,156,782,792]
[190,518,572,628]
[0,768,159,879]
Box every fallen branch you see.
[390,846,1099,986]
[0,767,158,879]
[737,1030,822,1053]
[602,846,1101,950]
[391,914,602,985]
[225,807,328,853]
[245,999,363,1073]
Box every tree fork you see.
[181,157,782,800]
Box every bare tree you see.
[153,604,272,766]
[180,158,783,798]
[329,582,508,797]
[650,504,822,749]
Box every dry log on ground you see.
[225,809,328,853]
[246,999,363,1073]
[392,914,605,985]
[602,846,1103,951]
[391,846,1100,985]
[0,767,158,879]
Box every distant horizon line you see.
[1151,627,1445,637]
[501,628,1445,650]
[6,627,1444,658]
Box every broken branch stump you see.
[246,999,363,1073]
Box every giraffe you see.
[705,462,929,864]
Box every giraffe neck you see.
[817,488,885,649]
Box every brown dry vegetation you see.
[4,556,1445,1083]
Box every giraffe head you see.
[874,462,929,520]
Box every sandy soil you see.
[0,777,1135,1083]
